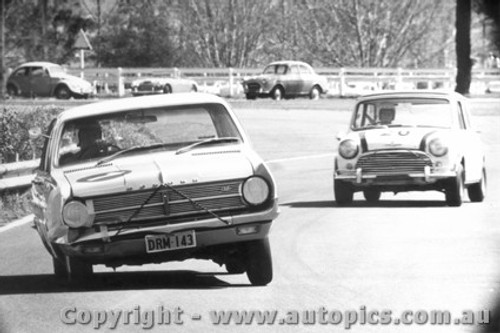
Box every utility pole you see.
[1,0,5,99]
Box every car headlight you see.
[63,201,92,228]
[338,139,359,159]
[429,138,448,157]
[242,176,270,206]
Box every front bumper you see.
[53,204,279,265]
[335,166,457,185]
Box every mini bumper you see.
[335,166,457,184]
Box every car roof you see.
[266,60,313,67]
[15,61,61,68]
[357,90,467,102]
[57,93,231,122]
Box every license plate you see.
[145,231,196,253]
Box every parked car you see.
[6,62,93,99]
[334,91,486,207]
[242,60,328,100]
[130,77,198,96]
[30,93,279,286]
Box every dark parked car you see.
[242,61,328,100]
[6,62,93,99]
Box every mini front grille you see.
[89,179,246,225]
[356,151,432,174]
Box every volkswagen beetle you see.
[6,62,93,99]
[334,91,486,207]
[30,93,278,285]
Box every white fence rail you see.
[66,67,500,97]
[0,160,39,192]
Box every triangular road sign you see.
[74,29,92,50]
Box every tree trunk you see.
[455,0,472,95]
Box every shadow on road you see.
[0,270,250,295]
[282,199,447,208]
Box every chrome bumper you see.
[335,166,457,184]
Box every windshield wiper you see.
[175,137,240,155]
[96,143,166,166]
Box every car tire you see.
[225,257,246,274]
[163,84,172,94]
[309,86,321,100]
[6,84,18,97]
[363,189,381,203]
[245,93,257,100]
[55,85,72,99]
[271,86,284,101]
[445,164,465,207]
[334,179,354,205]
[190,84,198,92]
[245,239,273,286]
[468,167,486,202]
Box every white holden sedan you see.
[334,91,486,207]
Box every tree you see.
[455,0,472,94]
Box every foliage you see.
[0,104,63,163]
[0,190,31,224]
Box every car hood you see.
[54,73,91,86]
[63,149,254,198]
[358,127,445,151]
[243,74,275,83]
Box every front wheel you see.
[245,239,273,286]
[309,86,320,100]
[445,164,465,207]
[6,84,18,98]
[468,168,486,202]
[163,84,172,94]
[334,179,354,206]
[271,86,284,101]
[245,93,257,100]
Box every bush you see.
[0,190,32,225]
[0,104,63,163]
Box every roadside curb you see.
[0,214,34,233]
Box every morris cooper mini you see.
[334,91,486,207]
[30,93,278,285]
[242,60,328,100]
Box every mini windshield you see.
[58,103,242,166]
[352,98,454,130]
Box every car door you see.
[30,66,52,97]
[298,64,314,94]
[285,65,302,96]
[31,120,60,255]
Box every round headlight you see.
[339,139,359,159]
[63,201,91,228]
[429,138,448,157]
[242,177,270,206]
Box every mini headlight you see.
[429,138,448,157]
[63,201,91,228]
[339,139,359,159]
[242,176,270,206]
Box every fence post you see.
[228,68,234,98]
[339,68,346,97]
[117,67,124,97]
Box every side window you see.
[13,68,28,77]
[289,65,300,75]
[299,65,312,75]
[30,67,45,77]
[39,119,57,171]
[457,102,467,129]
[276,65,287,75]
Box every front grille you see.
[90,179,246,225]
[356,151,432,174]
[246,83,261,92]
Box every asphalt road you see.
[1,97,499,333]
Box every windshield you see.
[351,98,454,130]
[57,103,242,166]
[262,64,288,75]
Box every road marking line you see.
[0,214,34,233]
[267,153,334,164]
